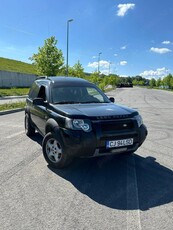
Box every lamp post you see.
[98,52,102,74]
[66,19,73,76]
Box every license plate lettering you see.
[106,138,133,148]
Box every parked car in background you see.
[117,83,133,88]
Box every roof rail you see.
[36,76,48,79]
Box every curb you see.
[0,108,24,116]
[0,95,27,100]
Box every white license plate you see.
[106,138,133,148]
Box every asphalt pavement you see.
[0,87,173,230]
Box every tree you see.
[156,78,162,88]
[149,78,156,88]
[131,75,149,86]
[68,60,85,78]
[30,36,64,76]
[132,79,138,86]
[162,74,173,89]
[170,77,173,89]
[106,75,118,86]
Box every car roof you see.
[36,76,93,87]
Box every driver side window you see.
[38,86,46,101]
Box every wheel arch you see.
[25,106,30,114]
[45,118,60,134]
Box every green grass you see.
[0,57,37,74]
[0,101,25,111]
[0,88,29,97]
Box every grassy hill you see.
[0,57,37,75]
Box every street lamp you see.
[66,19,73,76]
[98,52,102,74]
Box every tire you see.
[25,113,35,137]
[42,132,72,169]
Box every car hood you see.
[52,103,137,119]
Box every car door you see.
[30,85,48,135]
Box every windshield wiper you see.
[54,101,80,104]
[83,101,101,104]
[54,101,109,104]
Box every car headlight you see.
[65,118,92,132]
[134,114,143,127]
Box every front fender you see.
[45,118,59,134]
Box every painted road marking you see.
[6,131,24,139]
[126,154,141,230]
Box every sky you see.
[0,0,173,79]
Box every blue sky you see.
[0,0,173,79]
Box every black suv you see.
[25,76,147,168]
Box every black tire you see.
[25,113,35,136]
[42,132,72,169]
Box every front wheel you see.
[42,132,72,169]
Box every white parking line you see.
[6,131,24,139]
[126,154,141,230]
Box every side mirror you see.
[33,98,45,106]
[109,97,115,103]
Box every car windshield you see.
[52,85,110,104]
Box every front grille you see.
[92,119,139,150]
[100,133,138,142]
[100,119,135,132]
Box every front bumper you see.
[57,121,148,158]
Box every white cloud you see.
[117,3,135,17]
[140,67,169,79]
[162,41,171,45]
[100,69,109,75]
[120,61,127,66]
[121,45,127,50]
[4,25,33,36]
[99,60,110,68]
[88,60,109,69]
[88,61,98,68]
[114,53,118,56]
[150,47,172,54]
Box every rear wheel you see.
[25,113,35,136]
[42,132,72,169]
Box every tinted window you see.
[29,82,40,100]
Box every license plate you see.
[106,138,133,148]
